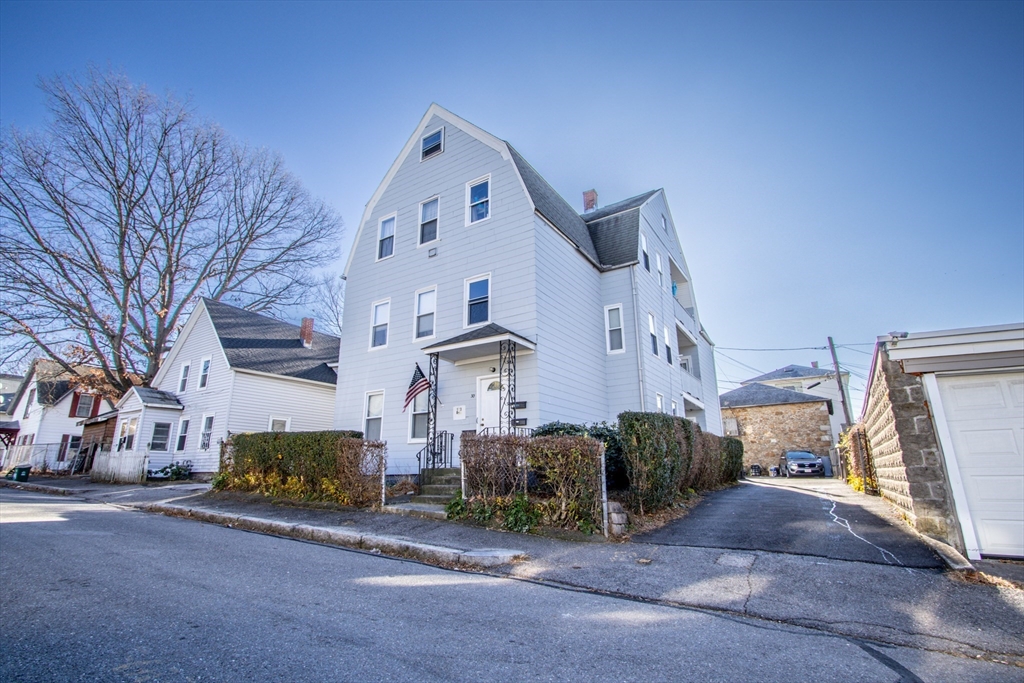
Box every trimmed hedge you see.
[534,421,627,490]
[215,430,387,506]
[457,432,604,533]
[618,412,743,515]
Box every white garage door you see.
[937,372,1024,557]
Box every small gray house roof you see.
[507,145,601,265]
[203,299,341,385]
[134,387,184,409]
[720,383,827,409]
[742,364,833,384]
[423,323,534,350]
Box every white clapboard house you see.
[111,298,340,476]
[334,104,721,475]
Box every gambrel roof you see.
[202,299,341,384]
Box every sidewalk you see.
[3,476,1022,667]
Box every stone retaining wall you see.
[723,401,833,472]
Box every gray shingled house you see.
[334,104,721,475]
[112,298,340,474]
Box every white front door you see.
[937,371,1024,558]
[477,375,501,433]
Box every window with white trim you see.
[641,234,650,271]
[200,415,214,450]
[415,288,436,339]
[680,356,692,374]
[419,197,439,245]
[663,325,672,364]
[73,393,95,418]
[466,276,489,326]
[377,214,395,260]
[662,214,667,231]
[198,357,211,390]
[656,253,663,287]
[370,300,390,348]
[409,391,428,441]
[151,422,171,451]
[176,418,190,451]
[268,417,290,432]
[365,392,384,441]
[648,313,658,356]
[178,362,190,393]
[467,177,490,224]
[605,305,624,353]
[421,127,444,160]
[23,389,35,418]
[656,393,664,412]
[671,400,678,416]
[118,417,138,451]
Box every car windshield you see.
[785,452,818,461]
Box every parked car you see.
[779,451,825,478]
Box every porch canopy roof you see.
[422,323,536,365]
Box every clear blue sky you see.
[2,0,1022,410]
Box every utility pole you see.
[828,336,853,429]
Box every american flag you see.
[403,364,430,411]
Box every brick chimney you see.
[583,189,598,213]
[300,318,314,349]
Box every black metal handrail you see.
[416,430,455,474]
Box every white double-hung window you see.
[415,288,436,340]
[410,391,428,442]
[420,197,439,245]
[466,275,490,326]
[664,325,673,364]
[421,127,444,160]
[365,391,384,441]
[178,362,190,393]
[656,253,663,287]
[466,176,490,224]
[377,214,396,260]
[640,234,650,271]
[370,300,390,349]
[198,357,211,390]
[605,305,624,353]
[649,313,658,356]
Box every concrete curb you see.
[142,502,526,568]
[0,480,75,496]
[911,530,976,572]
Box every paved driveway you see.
[635,478,945,569]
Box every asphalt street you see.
[1,489,1016,682]
[636,478,945,568]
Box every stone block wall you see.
[862,347,962,550]
[722,401,833,473]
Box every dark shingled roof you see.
[581,189,660,222]
[720,383,827,408]
[422,323,533,350]
[134,387,183,408]
[203,299,341,385]
[742,364,832,384]
[36,380,73,406]
[584,208,642,267]
[506,145,601,265]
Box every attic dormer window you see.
[421,128,444,160]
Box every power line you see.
[718,346,827,351]
[716,351,766,376]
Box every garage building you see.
[861,324,1023,560]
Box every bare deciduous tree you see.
[310,273,345,337]
[0,69,341,396]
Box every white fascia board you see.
[343,104,514,278]
[887,330,1024,361]
[114,386,139,410]
[231,367,337,389]
[680,391,705,411]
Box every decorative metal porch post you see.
[498,339,517,434]
[427,352,439,463]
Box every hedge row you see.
[456,433,604,533]
[618,412,743,515]
[215,430,387,506]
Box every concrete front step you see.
[423,475,461,486]
[381,502,448,520]
[420,484,460,496]
[409,494,457,506]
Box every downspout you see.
[630,265,646,411]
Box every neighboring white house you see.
[334,104,721,474]
[112,298,341,474]
[1,359,115,470]
[863,324,1023,560]
[741,364,851,442]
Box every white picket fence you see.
[90,449,148,484]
